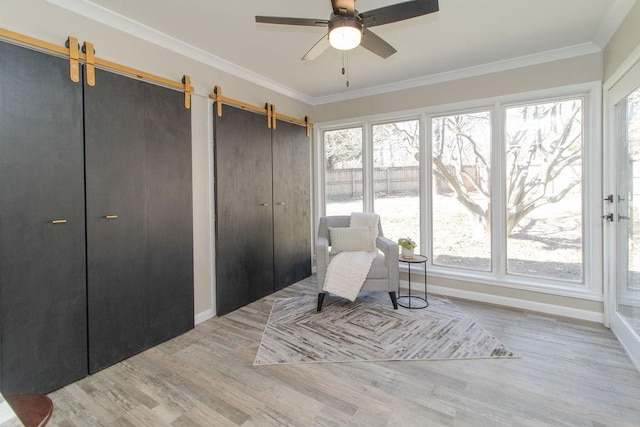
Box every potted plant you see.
[398,237,417,258]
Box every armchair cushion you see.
[329,226,376,254]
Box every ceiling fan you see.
[256,0,439,60]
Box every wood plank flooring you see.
[48,276,640,426]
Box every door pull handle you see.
[602,213,614,222]
[260,203,270,207]
[51,219,67,224]
[104,215,118,219]
[276,202,285,205]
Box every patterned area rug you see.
[254,293,517,365]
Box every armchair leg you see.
[389,292,398,309]
[317,293,326,312]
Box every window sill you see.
[400,263,603,302]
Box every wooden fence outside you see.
[326,166,420,199]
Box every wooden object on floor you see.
[5,394,53,427]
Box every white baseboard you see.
[194,308,215,325]
[400,281,604,323]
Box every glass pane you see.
[324,127,363,215]
[431,111,492,270]
[617,87,640,335]
[505,99,583,281]
[372,120,420,254]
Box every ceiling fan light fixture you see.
[328,18,362,51]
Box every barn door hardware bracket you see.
[65,37,80,83]
[82,41,96,87]
[213,85,223,117]
[266,103,272,128]
[305,116,311,137]
[182,75,192,109]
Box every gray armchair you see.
[316,215,399,311]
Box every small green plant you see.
[397,237,417,250]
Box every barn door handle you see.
[51,219,67,224]
[276,202,285,206]
[104,214,118,219]
[260,203,270,206]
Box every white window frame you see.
[313,82,602,300]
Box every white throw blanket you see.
[322,212,380,301]
[322,251,377,302]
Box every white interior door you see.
[606,57,640,370]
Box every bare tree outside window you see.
[431,111,492,270]
[373,120,420,253]
[324,127,363,215]
[505,99,583,280]
[321,97,586,282]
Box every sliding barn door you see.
[84,70,149,372]
[214,104,274,315]
[144,81,194,346]
[84,69,193,373]
[0,42,87,393]
[272,120,312,290]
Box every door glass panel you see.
[372,120,420,253]
[505,99,584,281]
[617,87,640,335]
[324,127,363,215]
[431,111,492,270]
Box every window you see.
[504,98,584,281]
[324,127,363,215]
[372,120,420,252]
[431,111,492,271]
[316,84,599,295]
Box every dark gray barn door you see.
[84,69,193,373]
[214,104,274,315]
[272,120,312,290]
[0,41,87,393]
[84,70,149,373]
[144,81,194,346]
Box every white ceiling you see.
[47,0,636,104]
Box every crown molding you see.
[45,0,315,104]
[310,42,602,105]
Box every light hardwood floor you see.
[48,276,640,426]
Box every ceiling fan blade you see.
[359,28,397,59]
[301,34,331,61]
[331,0,356,16]
[359,0,439,28]
[255,16,328,27]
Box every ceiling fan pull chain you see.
[346,51,350,87]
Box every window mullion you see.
[363,123,374,213]
[421,113,430,262]
[493,101,507,278]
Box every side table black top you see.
[398,254,428,309]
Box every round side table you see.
[398,254,428,309]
